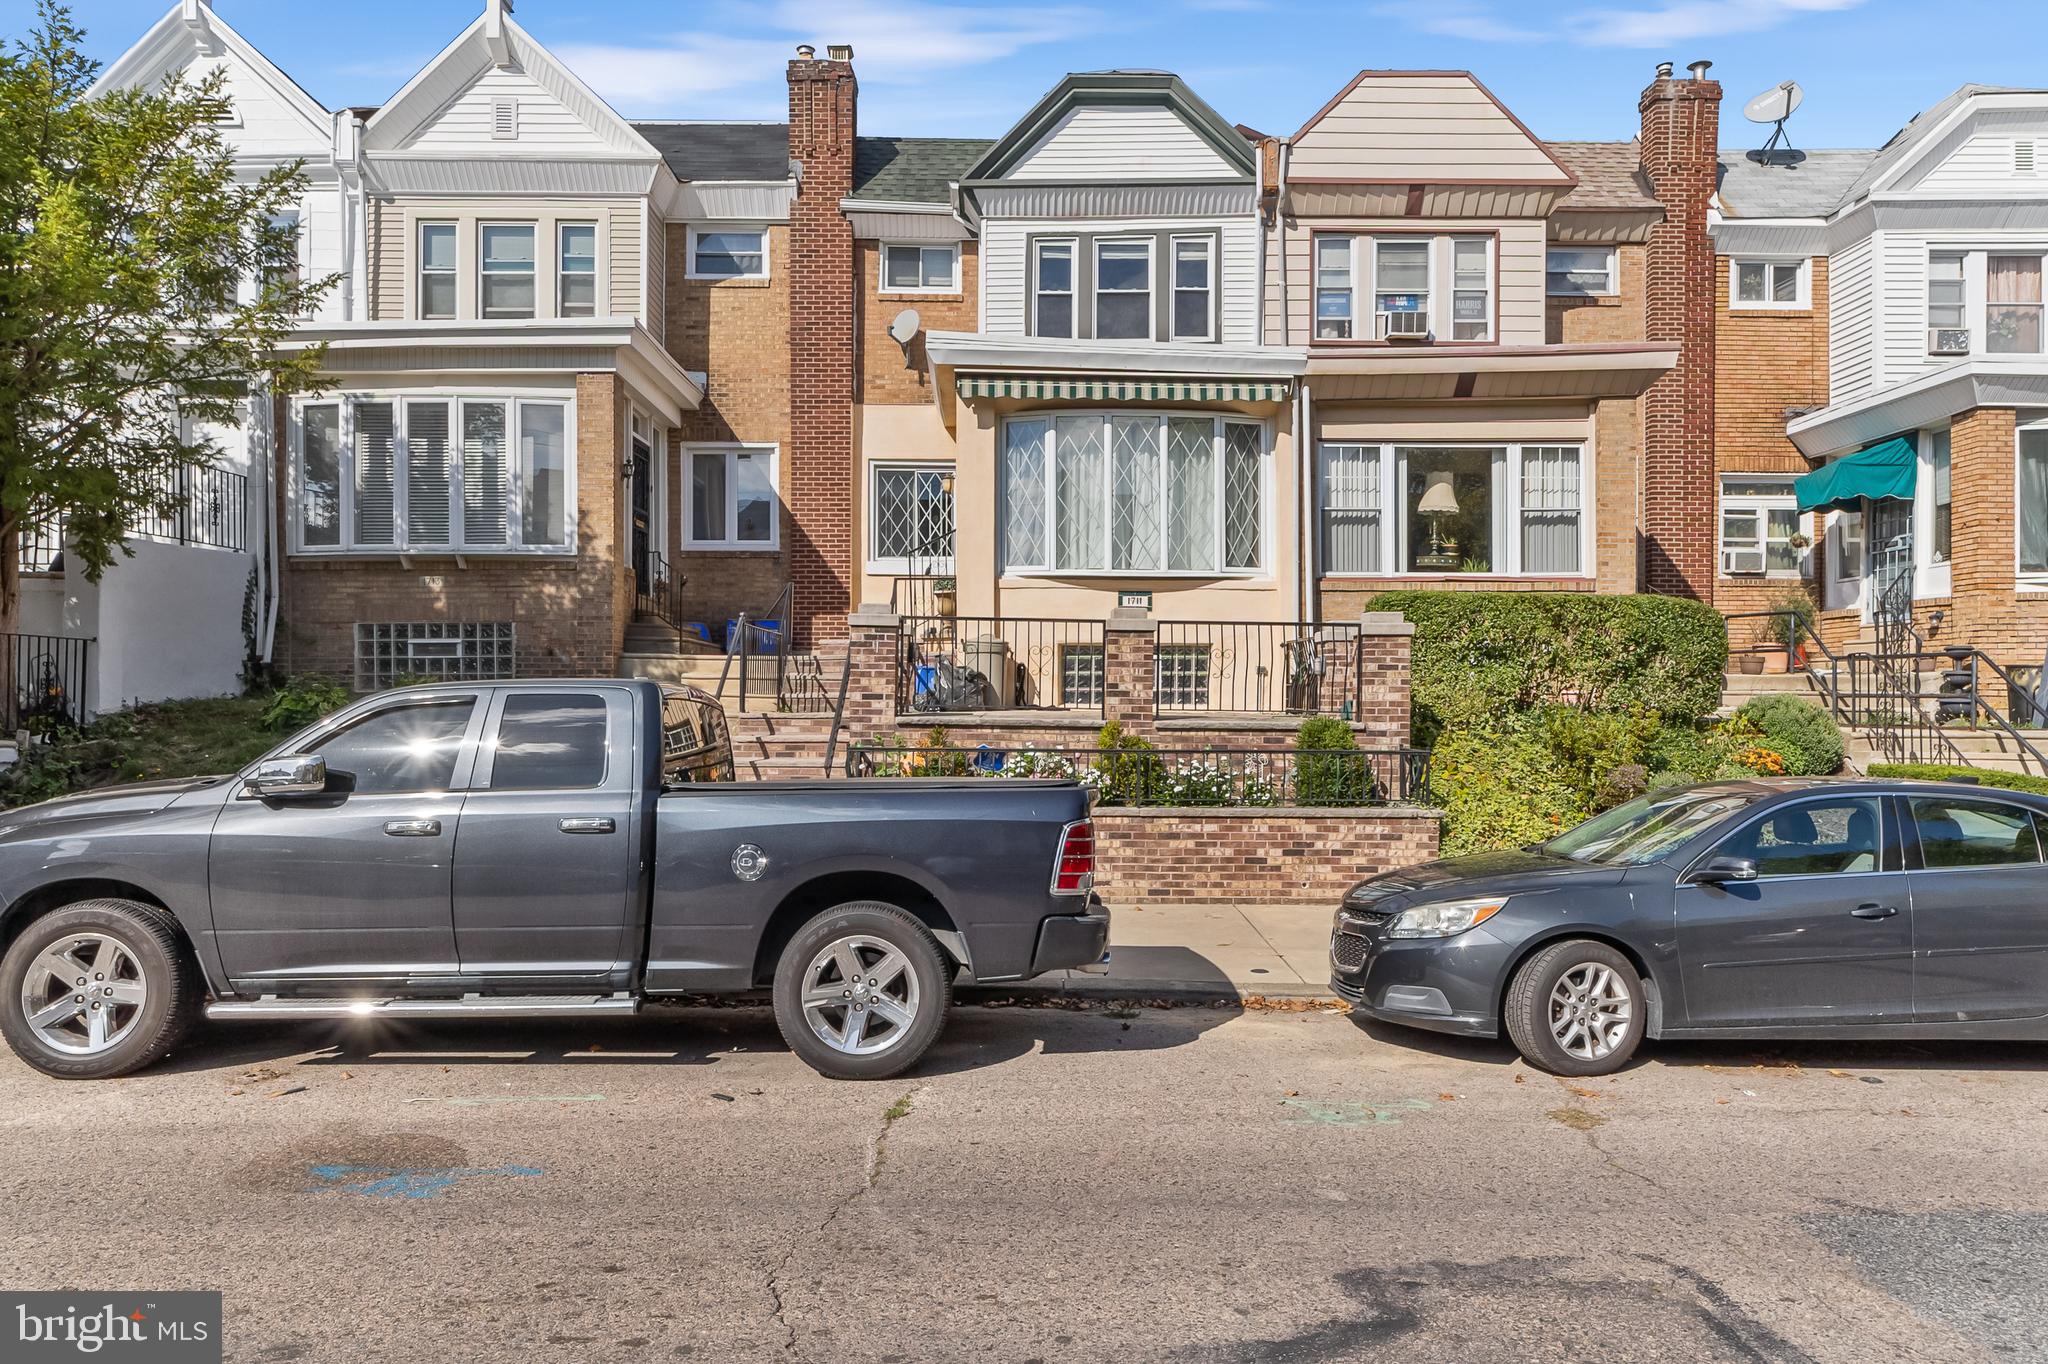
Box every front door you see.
[1904,792,2048,1020]
[450,688,641,979]
[629,432,652,594]
[1675,794,1915,1027]
[209,694,484,985]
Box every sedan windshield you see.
[1543,789,1756,866]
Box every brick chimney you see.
[1637,59,1721,601]
[786,45,858,644]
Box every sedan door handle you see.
[1850,902,1898,919]
[559,817,616,834]
[383,818,442,837]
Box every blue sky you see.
[8,0,2046,150]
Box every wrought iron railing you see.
[889,575,955,622]
[0,633,93,730]
[896,615,1106,718]
[136,465,248,552]
[717,582,834,715]
[634,549,678,628]
[846,740,1430,807]
[1153,621,1364,717]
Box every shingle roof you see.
[1715,148,1878,218]
[850,136,994,203]
[1546,140,1659,212]
[631,122,790,182]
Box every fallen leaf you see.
[267,1085,307,1098]
[1512,1074,1526,1085]
[1715,1098,1730,1105]
[1437,1093,1457,1102]
[339,1071,354,1081]
[1828,1070,1852,1078]
[227,1088,244,1097]
[1567,1085,1599,1100]
[1284,1089,1300,1098]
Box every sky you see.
[6,0,2046,150]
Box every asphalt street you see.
[1,1001,2043,1363]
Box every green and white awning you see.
[954,374,1292,403]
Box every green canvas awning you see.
[1794,435,1918,513]
[955,375,1291,403]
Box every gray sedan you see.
[1332,778,2048,1075]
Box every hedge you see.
[1362,590,1728,730]
[1865,763,2048,796]
[1735,694,1845,776]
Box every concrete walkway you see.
[971,902,1338,1001]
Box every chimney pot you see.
[795,44,815,59]
[827,44,853,61]
[1655,61,1674,79]
[1688,59,1713,80]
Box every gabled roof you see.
[1836,83,2042,206]
[1547,141,1658,212]
[852,138,994,203]
[633,122,790,182]
[1288,71,1575,187]
[963,71,1256,183]
[90,0,330,138]
[1715,149,1878,219]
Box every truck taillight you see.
[1052,818,1095,895]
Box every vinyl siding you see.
[1826,235,1876,403]
[399,64,615,156]
[1289,74,1570,183]
[205,53,332,161]
[1007,105,1240,182]
[1268,218,1548,346]
[980,214,1260,342]
[367,197,643,321]
[1903,109,2048,194]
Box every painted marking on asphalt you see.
[404,1095,606,1106]
[307,1163,543,1199]
[1282,1098,1434,1127]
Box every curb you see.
[958,979,1337,1005]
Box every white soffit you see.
[973,183,1254,219]
[846,210,968,242]
[365,158,657,196]
[673,182,796,222]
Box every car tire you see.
[772,901,951,1081]
[1502,939,1647,1078]
[0,898,203,1080]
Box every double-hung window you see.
[2021,423,2048,580]
[1928,251,1967,349]
[557,223,598,317]
[1001,415,1263,574]
[688,228,767,280]
[1171,237,1214,340]
[1032,240,1075,337]
[1732,258,1806,309]
[1094,239,1152,340]
[1546,247,1616,297]
[1988,254,2044,353]
[882,243,958,292]
[1719,476,1805,577]
[688,447,779,549]
[1315,235,1354,339]
[1374,239,1430,339]
[1451,238,1491,341]
[419,223,457,319]
[1929,429,1952,564]
[295,396,571,553]
[1320,444,1382,574]
[480,224,537,319]
[1315,444,1588,576]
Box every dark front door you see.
[629,433,652,593]
[1675,794,1915,1027]
[451,688,641,979]
[1904,793,2048,1020]
[209,695,483,985]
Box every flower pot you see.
[933,588,957,618]
[1759,651,1789,674]
[1738,654,1765,676]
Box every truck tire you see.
[0,898,203,1080]
[1502,939,1647,1077]
[773,901,951,1081]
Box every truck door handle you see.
[559,817,615,834]
[384,819,442,837]
[1850,903,1898,919]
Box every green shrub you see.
[259,675,351,734]
[1643,719,1724,783]
[1363,590,1728,730]
[1293,715,1373,806]
[1866,764,2048,796]
[1427,726,1586,857]
[1735,694,1844,775]
[1093,721,1164,805]
[1539,706,1659,809]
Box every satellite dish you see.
[1743,81,1804,163]
[888,308,922,346]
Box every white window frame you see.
[1317,443,1382,576]
[879,242,959,294]
[1449,236,1493,342]
[1730,257,1809,311]
[867,462,956,574]
[1169,234,1215,342]
[1031,238,1077,339]
[2020,416,2048,590]
[1926,250,1968,351]
[999,412,1269,578]
[1313,442,1594,578]
[1092,237,1156,342]
[686,225,769,281]
[556,221,600,318]
[1985,251,2046,356]
[1546,246,1617,297]
[478,221,538,320]
[289,390,577,556]
[418,221,458,320]
[684,443,781,551]
[1372,236,1434,340]
[1314,233,1356,340]
[1718,475,1810,579]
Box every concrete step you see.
[619,653,777,696]
[738,755,840,781]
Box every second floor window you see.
[882,243,958,292]
[1451,238,1490,341]
[1034,240,1075,337]
[1375,239,1429,339]
[689,228,766,280]
[558,223,597,317]
[1171,238,1213,340]
[419,223,457,319]
[1928,251,1966,347]
[1547,247,1616,297]
[1095,239,1152,340]
[1989,254,2044,353]
[480,224,536,319]
[1732,258,1805,309]
[1315,236,1354,339]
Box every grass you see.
[2,695,280,809]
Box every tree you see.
[0,1,334,637]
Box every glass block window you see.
[354,621,515,691]
[1060,644,1105,707]
[1156,644,1211,709]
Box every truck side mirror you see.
[1691,855,1759,885]
[245,754,328,798]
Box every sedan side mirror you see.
[245,753,328,798]
[1691,855,1759,885]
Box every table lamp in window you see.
[1418,469,1461,559]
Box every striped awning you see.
[954,374,1291,403]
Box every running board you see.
[206,994,640,1020]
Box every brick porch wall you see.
[1093,806,1440,902]
[1948,407,2048,665]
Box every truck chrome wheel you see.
[1548,962,1632,1062]
[19,932,148,1056]
[801,934,920,1056]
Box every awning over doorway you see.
[954,375,1291,403]
[1794,435,1917,513]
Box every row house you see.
[1712,84,2048,676]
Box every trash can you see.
[961,637,1012,709]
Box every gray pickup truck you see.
[0,680,1107,1081]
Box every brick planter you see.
[1091,805,1442,903]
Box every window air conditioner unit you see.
[1379,310,1430,340]
[1929,327,1970,355]
[1721,546,1765,575]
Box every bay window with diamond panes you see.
[1315,443,1588,577]
[1001,415,1265,575]
[294,395,572,553]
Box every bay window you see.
[1002,415,1264,575]
[1316,443,1588,576]
[1094,239,1153,340]
[480,224,537,319]
[2022,425,2048,579]
[688,446,779,549]
[295,396,572,553]
[1927,251,1966,346]
[1988,255,2044,353]
[1719,476,1805,577]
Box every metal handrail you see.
[1723,610,1847,722]
[1937,647,2048,776]
[717,582,796,715]
[821,648,855,775]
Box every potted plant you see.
[931,576,957,617]
[1768,588,1818,671]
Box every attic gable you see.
[1289,71,1575,186]
[91,0,331,154]
[1892,101,2048,196]
[967,72,1255,185]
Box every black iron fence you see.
[136,465,248,552]
[846,740,1430,807]
[634,549,678,628]
[896,615,1107,717]
[0,633,92,730]
[1153,620,1364,717]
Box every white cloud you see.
[1371,2,1547,43]
[1568,0,1867,47]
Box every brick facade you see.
[857,240,979,405]
[786,54,859,645]
[1092,806,1440,902]
[1946,407,2048,662]
[1637,69,1722,601]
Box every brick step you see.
[619,654,777,696]
[726,711,836,736]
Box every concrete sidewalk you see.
[971,902,1339,1001]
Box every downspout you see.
[1276,139,1314,622]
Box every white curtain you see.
[1054,416,1104,570]
[1002,419,1049,569]
[1519,446,1581,574]
[1110,416,1162,571]
[2022,430,2048,574]
[1166,417,1215,571]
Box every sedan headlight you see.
[1384,896,1506,939]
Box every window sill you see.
[289,548,576,560]
[682,541,781,553]
[998,570,1270,583]
[1718,571,1812,582]
[685,274,771,287]
[1318,573,1595,583]
[879,290,964,302]
[1547,292,1619,303]
[1729,305,1813,315]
